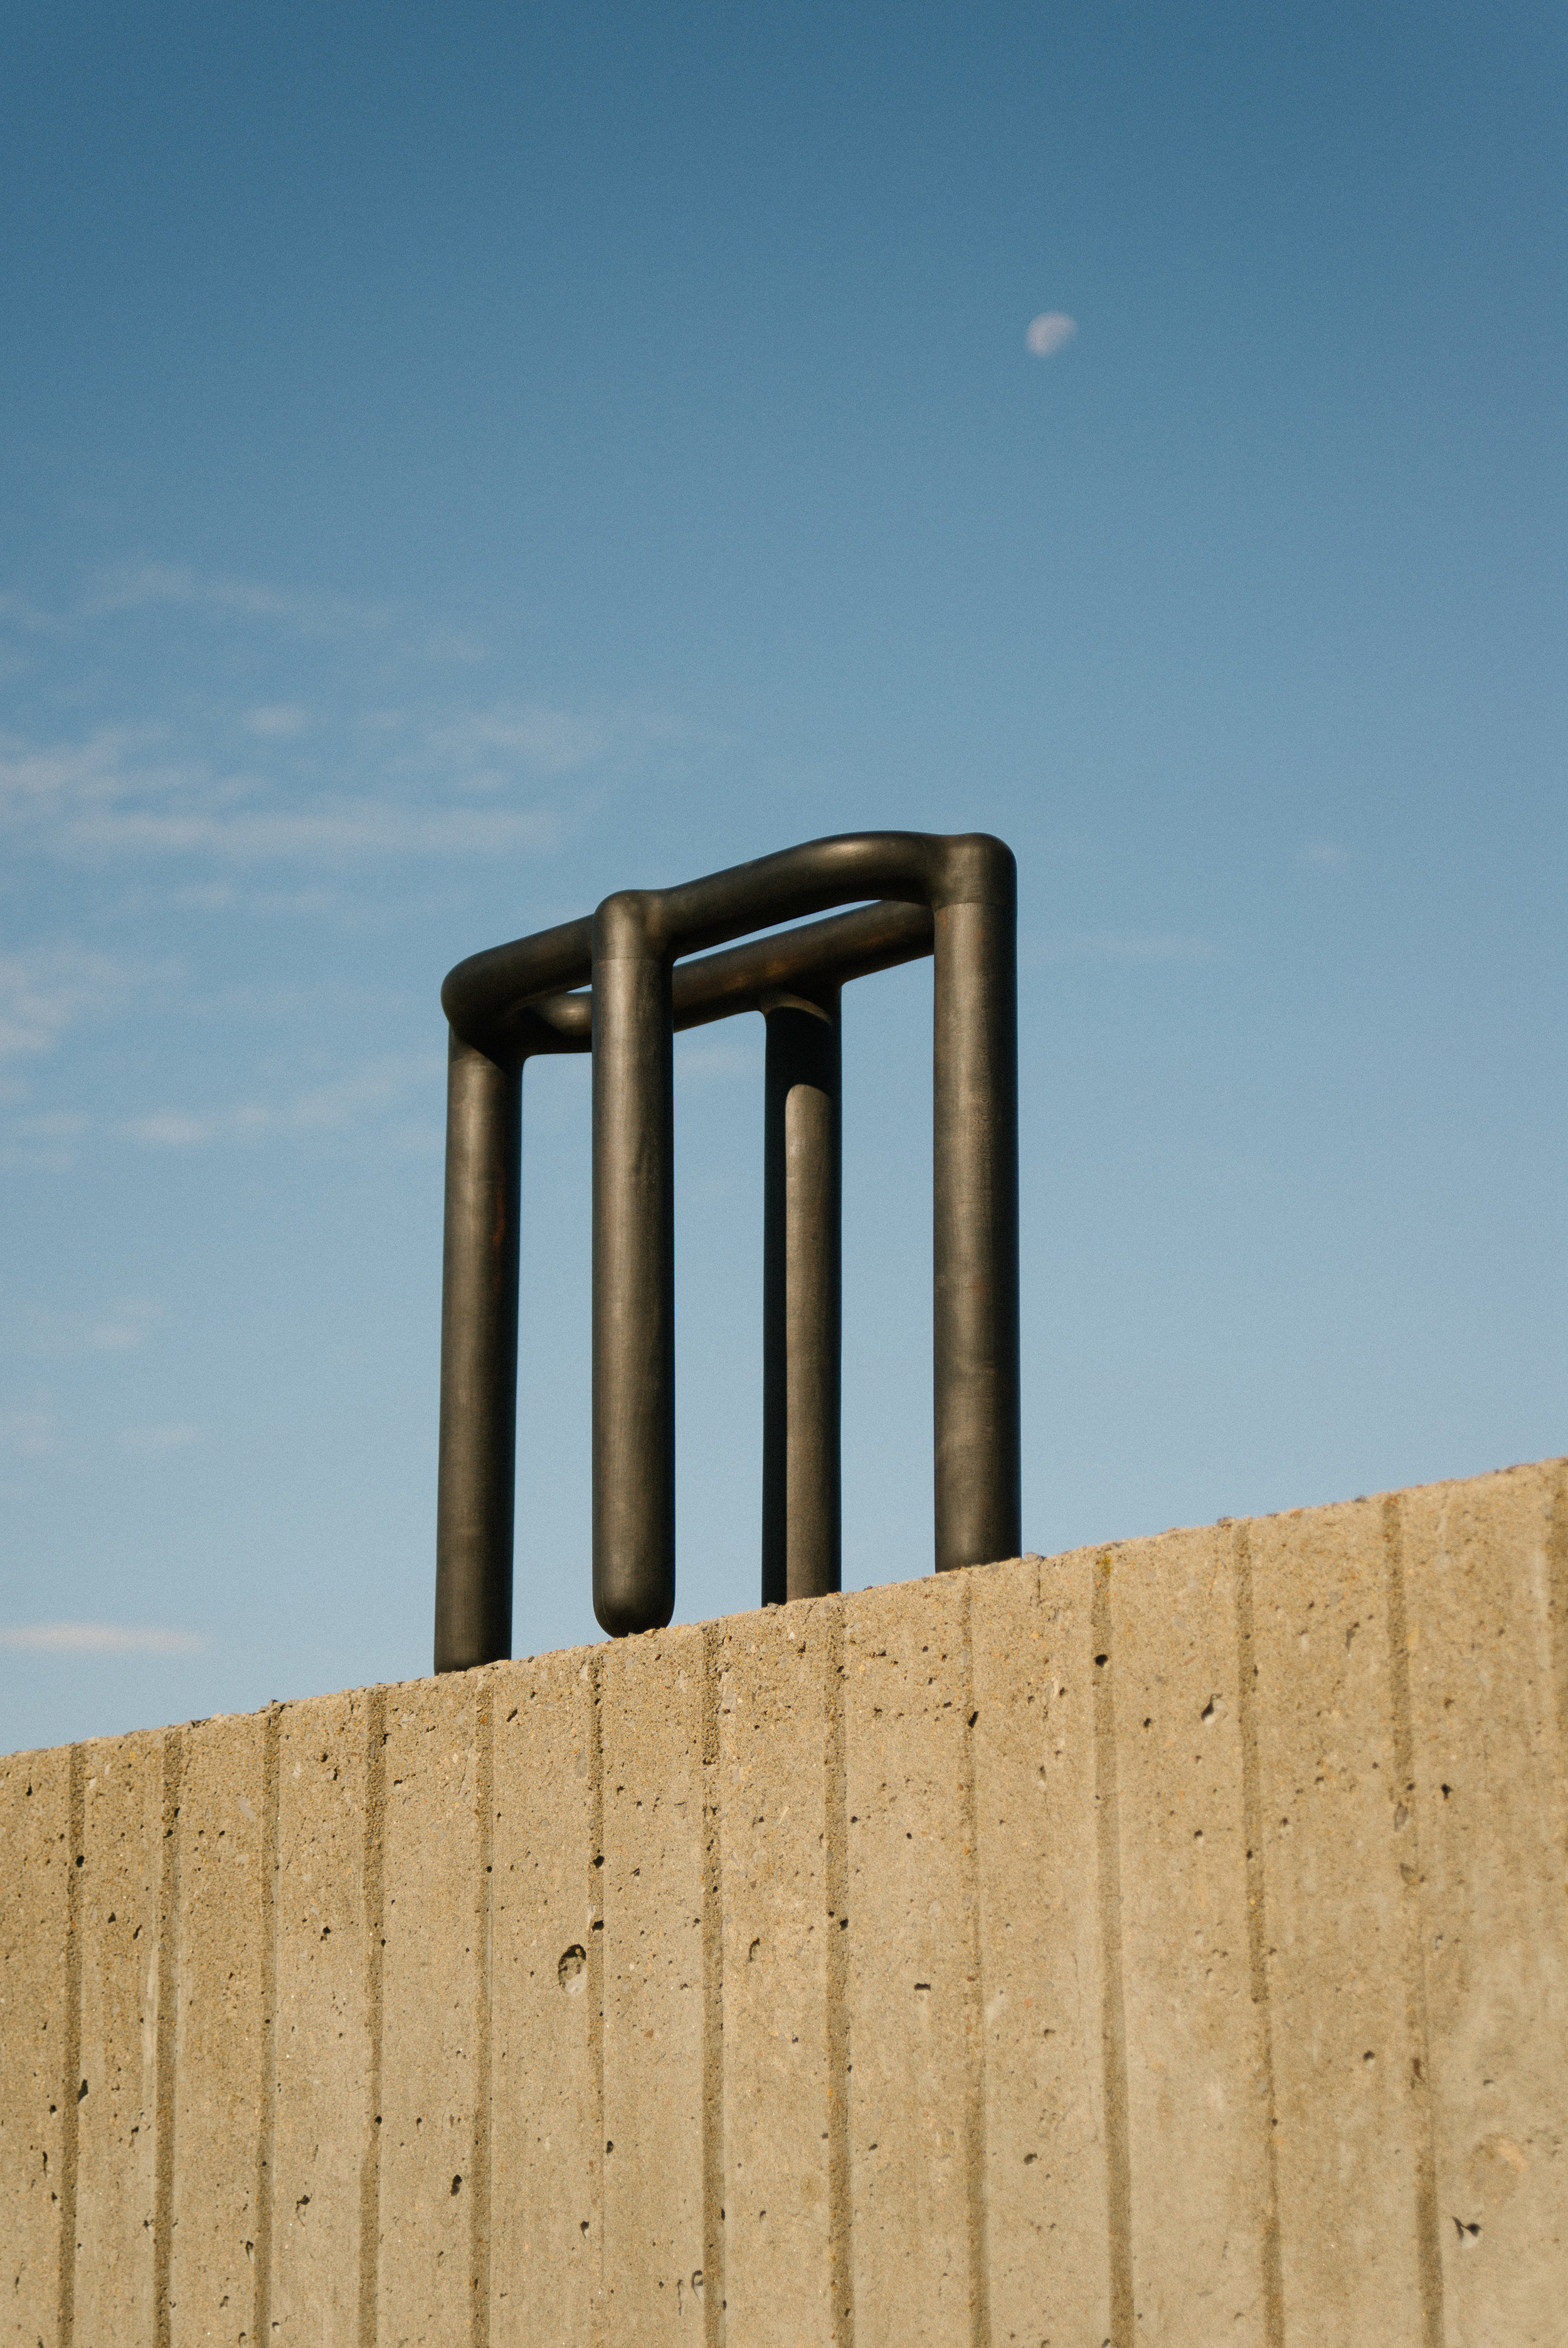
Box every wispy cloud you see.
[0,726,561,864]
[0,943,149,1058]
[0,1407,63,1457]
[242,704,312,739]
[117,1052,443,1149]
[0,563,692,876]
[0,590,69,637]
[81,563,395,640]
[424,703,610,776]
[0,1621,207,1653]
[89,1304,157,1351]
[116,1424,201,1457]
[0,946,169,1162]
[0,1114,90,1173]
[1,564,487,664]
[16,1298,161,1357]
[82,800,559,860]
[3,1054,443,1170]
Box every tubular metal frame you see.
[435,831,1018,1671]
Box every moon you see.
[1025,312,1078,357]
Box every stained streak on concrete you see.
[151,1730,181,2348]
[1233,1525,1287,2348]
[1382,1494,1448,2348]
[472,1674,495,2348]
[956,1580,991,2348]
[357,1685,386,2348]
[252,1703,282,2348]
[823,1597,854,2348]
[700,1621,726,2348]
[586,1649,607,2340]
[58,1742,86,2348]
[1091,1552,1135,2348]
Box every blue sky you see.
[3,0,1564,1755]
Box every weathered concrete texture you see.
[72,1730,170,2347]
[269,1688,374,2343]
[0,1738,70,2348]
[4,1457,1566,2348]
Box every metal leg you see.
[591,894,676,1636]
[434,1029,521,1671]
[761,993,842,1607]
[931,878,1022,1571]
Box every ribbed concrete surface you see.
[4,1458,1565,2346]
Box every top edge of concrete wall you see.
[11,1452,1563,1765]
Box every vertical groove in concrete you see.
[56,1743,85,2348]
[253,1704,282,2348]
[1548,1462,1568,1817]
[152,1728,183,2348]
[358,1684,387,2348]
[1231,1528,1286,2348]
[1381,1495,1445,2348]
[701,1622,726,2348]
[587,1652,606,2341]
[823,1599,854,2348]
[472,1676,495,2348]
[958,1581,992,2348]
[1091,1556,1134,2348]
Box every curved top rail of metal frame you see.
[440,828,1011,1053]
[485,897,935,1066]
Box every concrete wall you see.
[4,1457,1565,2347]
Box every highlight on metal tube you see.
[590,892,676,1638]
[930,848,1021,1572]
[433,832,1017,1668]
[761,989,842,1607]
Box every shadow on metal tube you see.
[762,993,842,1607]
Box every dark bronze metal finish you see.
[761,992,841,1607]
[433,1033,522,1673]
[434,832,1017,1671]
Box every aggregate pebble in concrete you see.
[1402,1471,1568,2347]
[270,1689,375,2343]
[72,1731,166,2346]
[715,1602,839,2348]
[970,1550,1110,2346]
[167,1708,270,2344]
[600,1626,710,2344]
[488,1647,601,2347]
[1248,1497,1428,2342]
[375,1674,484,2348]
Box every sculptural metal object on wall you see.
[434,830,1019,1669]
